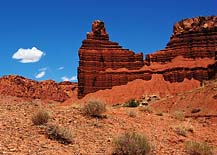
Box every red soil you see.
[151,80,217,116]
[0,94,217,154]
[72,74,200,105]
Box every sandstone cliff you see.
[78,20,144,98]
[78,16,217,98]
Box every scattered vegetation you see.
[173,110,185,121]
[172,123,194,137]
[32,109,50,125]
[126,110,137,118]
[139,106,153,113]
[123,99,139,107]
[70,103,81,110]
[82,99,106,118]
[113,131,151,155]
[175,127,187,137]
[174,126,187,137]
[185,141,213,155]
[46,124,73,144]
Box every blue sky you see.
[0,0,216,82]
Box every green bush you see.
[32,109,50,125]
[82,99,106,117]
[113,131,151,155]
[123,99,139,107]
[46,124,73,144]
[185,141,213,155]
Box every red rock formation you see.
[146,16,217,63]
[78,16,217,98]
[0,75,77,102]
[78,20,144,98]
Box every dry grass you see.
[126,110,137,118]
[32,109,50,125]
[139,106,153,113]
[174,126,188,137]
[82,99,106,118]
[46,124,73,144]
[185,141,213,155]
[113,131,151,155]
[173,110,185,121]
[172,123,194,137]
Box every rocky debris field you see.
[0,90,217,154]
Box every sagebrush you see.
[185,141,213,155]
[46,124,73,144]
[173,124,194,137]
[82,99,106,117]
[126,110,137,118]
[113,131,151,155]
[173,111,185,121]
[32,109,50,125]
[139,106,153,113]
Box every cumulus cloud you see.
[35,71,46,79]
[58,67,64,70]
[61,75,77,82]
[12,47,45,63]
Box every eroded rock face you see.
[78,20,144,98]
[173,16,217,36]
[146,16,217,62]
[0,75,77,102]
[78,17,217,98]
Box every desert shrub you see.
[46,124,73,144]
[139,106,153,113]
[113,131,151,155]
[126,110,137,118]
[123,99,139,107]
[173,111,185,121]
[82,99,106,117]
[185,141,213,155]
[173,123,194,137]
[32,109,50,125]
[174,126,188,137]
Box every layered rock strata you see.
[78,17,217,98]
[78,20,144,98]
[146,16,217,63]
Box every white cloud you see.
[12,47,45,63]
[61,75,77,82]
[35,67,47,79]
[35,71,46,79]
[58,67,64,70]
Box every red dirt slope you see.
[151,80,217,116]
[71,74,200,105]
